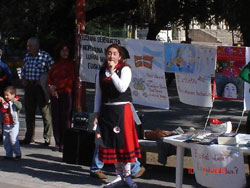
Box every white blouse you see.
[94,66,132,113]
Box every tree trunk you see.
[240,24,250,47]
[184,21,190,42]
[147,23,164,40]
[185,27,189,41]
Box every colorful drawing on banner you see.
[165,44,195,73]
[215,46,245,100]
[132,77,147,98]
[134,55,154,69]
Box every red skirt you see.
[99,103,141,164]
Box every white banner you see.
[191,144,246,188]
[79,34,126,83]
[193,45,217,77]
[175,73,213,107]
[164,43,216,77]
[126,39,169,109]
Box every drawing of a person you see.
[222,82,238,98]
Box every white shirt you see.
[94,66,132,113]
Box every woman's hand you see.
[93,112,99,128]
[108,60,116,75]
[92,116,98,131]
[53,91,59,98]
[93,117,98,127]
[49,85,58,98]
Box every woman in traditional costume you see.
[93,44,141,188]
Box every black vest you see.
[99,66,132,103]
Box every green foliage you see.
[211,0,250,46]
[0,0,75,54]
[137,0,156,24]
[85,21,124,37]
[1,0,250,54]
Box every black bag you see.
[73,112,89,130]
[63,128,95,166]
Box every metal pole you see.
[75,0,86,112]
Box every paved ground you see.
[0,80,248,188]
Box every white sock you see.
[123,163,131,177]
[105,164,124,188]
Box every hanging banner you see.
[79,34,126,83]
[126,39,169,109]
[215,46,245,100]
[164,43,216,77]
[175,73,213,107]
[191,144,246,188]
[193,45,217,77]
[165,44,216,107]
[79,34,169,109]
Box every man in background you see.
[20,37,53,146]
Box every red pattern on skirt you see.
[99,103,141,164]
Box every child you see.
[0,86,22,159]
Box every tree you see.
[211,0,250,46]
[2,0,250,49]
[143,0,180,40]
[137,0,212,41]
[0,0,212,49]
[85,0,140,37]
[172,0,212,41]
[0,0,75,54]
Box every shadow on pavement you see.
[0,152,204,187]
[0,155,105,187]
[18,141,56,151]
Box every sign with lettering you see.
[79,34,125,83]
[175,73,213,107]
[79,34,217,109]
[126,39,169,109]
[193,45,216,77]
[165,44,216,107]
[191,144,246,188]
